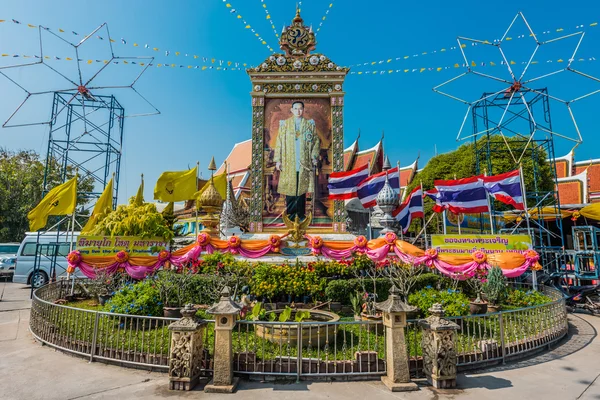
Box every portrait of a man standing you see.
[274,101,321,220]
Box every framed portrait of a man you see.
[263,98,333,228]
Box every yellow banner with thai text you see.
[431,234,532,255]
[76,236,168,256]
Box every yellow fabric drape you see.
[504,206,573,221]
[580,203,600,220]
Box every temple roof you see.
[216,139,252,175]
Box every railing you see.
[30,281,567,378]
[232,319,386,379]
[30,280,215,371]
[406,284,568,376]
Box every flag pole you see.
[412,212,435,245]
[397,160,403,241]
[484,169,495,235]
[453,174,461,235]
[443,210,447,235]
[69,169,78,295]
[519,164,536,290]
[195,161,200,236]
[421,180,428,247]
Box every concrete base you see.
[204,377,240,394]
[380,376,419,392]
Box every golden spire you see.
[208,156,217,172]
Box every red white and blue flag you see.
[481,169,524,210]
[393,186,424,233]
[356,167,400,208]
[424,188,445,213]
[327,164,370,200]
[434,176,489,214]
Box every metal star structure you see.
[433,12,600,164]
[0,22,159,129]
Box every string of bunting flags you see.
[349,56,598,76]
[260,0,280,41]
[316,1,335,34]
[347,20,599,68]
[1,51,597,74]
[0,18,251,69]
[0,53,247,71]
[221,0,275,52]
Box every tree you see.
[0,148,94,242]
[88,198,174,241]
[404,135,554,233]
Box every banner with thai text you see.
[76,236,168,256]
[431,234,532,255]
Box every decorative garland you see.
[67,233,542,280]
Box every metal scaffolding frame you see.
[43,91,124,208]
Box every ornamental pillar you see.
[374,285,418,392]
[168,304,207,391]
[204,287,242,393]
[418,303,460,389]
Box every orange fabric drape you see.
[437,251,527,270]
[394,240,425,257]
[240,240,271,251]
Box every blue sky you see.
[1,0,600,204]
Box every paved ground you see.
[1,281,599,399]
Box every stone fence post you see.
[168,304,207,391]
[418,303,460,389]
[374,285,419,392]
[204,286,242,393]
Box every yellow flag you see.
[81,177,113,233]
[28,176,77,232]
[134,177,144,206]
[154,167,198,202]
[193,172,227,202]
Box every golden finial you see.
[208,156,217,171]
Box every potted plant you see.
[88,269,124,306]
[155,268,194,318]
[483,266,507,313]
[349,291,363,321]
[467,268,488,315]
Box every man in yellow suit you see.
[274,101,320,220]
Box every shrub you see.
[250,261,325,300]
[483,266,508,305]
[505,289,552,308]
[104,279,162,316]
[186,274,249,305]
[325,278,392,304]
[408,288,470,317]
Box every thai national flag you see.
[481,169,524,210]
[356,167,399,208]
[393,186,424,233]
[327,164,370,200]
[424,188,445,213]
[434,176,489,214]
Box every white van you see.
[14,231,81,287]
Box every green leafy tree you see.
[88,198,174,241]
[404,135,554,233]
[0,148,94,242]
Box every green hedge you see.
[324,273,444,304]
